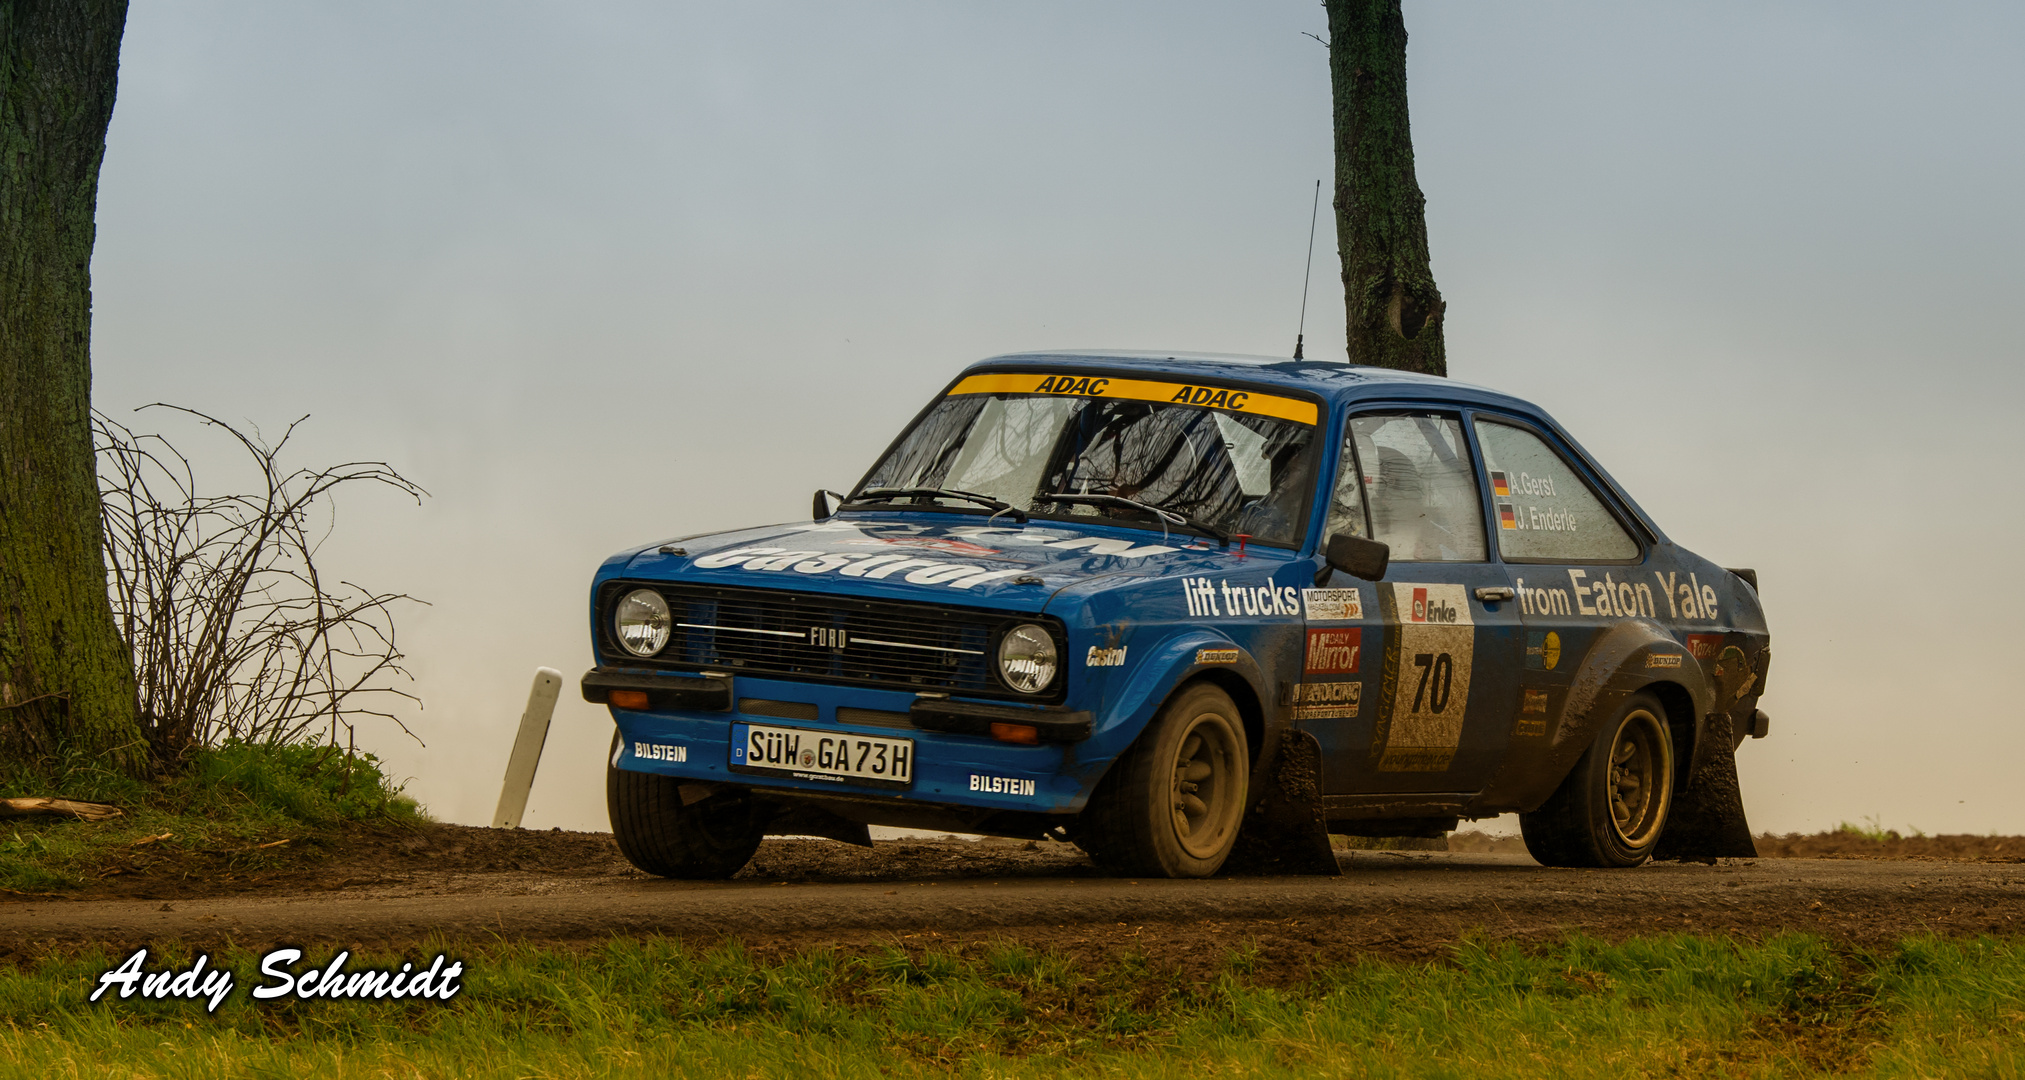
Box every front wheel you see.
[1520,691,1675,868]
[607,738,767,879]
[1076,682,1250,878]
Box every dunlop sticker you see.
[1195,648,1241,665]
[948,372,1319,426]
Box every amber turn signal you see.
[607,689,651,710]
[989,722,1039,745]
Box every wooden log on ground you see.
[0,797,123,821]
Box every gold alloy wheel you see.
[1607,707,1672,847]
[1169,711,1244,859]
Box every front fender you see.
[1081,628,1280,804]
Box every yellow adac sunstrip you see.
[949,372,1319,426]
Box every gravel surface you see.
[6,827,2023,965]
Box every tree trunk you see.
[1325,0,1446,375]
[0,0,140,770]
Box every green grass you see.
[0,739,423,893]
[1,933,2019,1078]
[1834,816,1929,843]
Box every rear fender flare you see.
[1542,620,1715,804]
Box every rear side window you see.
[1333,414,1487,562]
[1473,420,1638,562]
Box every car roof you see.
[968,349,1543,416]
[968,349,1670,544]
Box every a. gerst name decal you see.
[947,372,1319,426]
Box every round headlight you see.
[614,588,672,657]
[997,623,1058,694]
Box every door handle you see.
[1474,586,1515,603]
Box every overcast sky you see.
[89,2,2025,837]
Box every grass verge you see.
[1,933,2020,1078]
[0,740,423,893]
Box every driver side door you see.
[1304,411,1522,795]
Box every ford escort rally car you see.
[584,351,1771,878]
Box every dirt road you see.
[7,831,2023,965]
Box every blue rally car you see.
[583,352,1771,878]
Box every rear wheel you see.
[1077,682,1250,878]
[607,738,766,879]
[1521,691,1674,868]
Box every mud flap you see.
[1653,711,1758,861]
[1223,730,1341,876]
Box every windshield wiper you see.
[1036,492,1228,546]
[848,487,1028,523]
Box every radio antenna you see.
[1294,179,1321,360]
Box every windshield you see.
[856,379,1322,546]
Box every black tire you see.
[1521,691,1675,868]
[1076,682,1250,878]
[607,740,767,879]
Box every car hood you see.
[610,515,1291,609]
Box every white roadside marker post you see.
[493,667,564,829]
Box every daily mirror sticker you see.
[1302,587,1363,621]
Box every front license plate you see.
[730,723,914,790]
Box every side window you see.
[1333,413,1486,562]
[1473,420,1638,562]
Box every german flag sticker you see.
[1497,503,1518,530]
[1490,471,1511,497]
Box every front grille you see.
[601,581,1064,703]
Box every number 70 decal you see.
[1373,583,1476,773]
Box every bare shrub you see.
[95,405,427,763]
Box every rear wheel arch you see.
[1640,679,1701,796]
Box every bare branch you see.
[95,408,428,759]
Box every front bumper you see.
[587,669,1097,813]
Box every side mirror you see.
[813,489,839,520]
[1323,534,1390,582]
